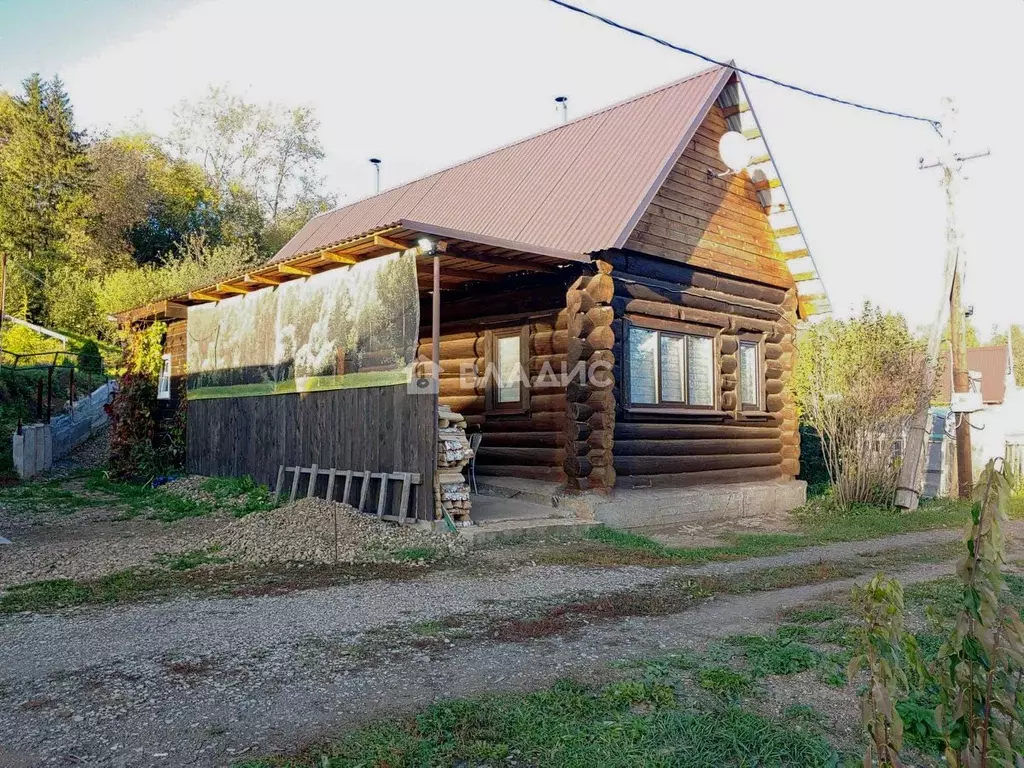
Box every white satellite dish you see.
[718,131,753,173]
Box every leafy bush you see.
[794,303,928,508]
[77,339,103,374]
[107,372,158,480]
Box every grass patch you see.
[248,678,839,767]
[583,497,971,566]
[697,666,755,700]
[85,472,214,521]
[391,546,439,562]
[152,547,229,571]
[200,475,275,516]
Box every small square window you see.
[157,354,172,400]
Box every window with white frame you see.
[157,354,172,400]
[485,326,529,413]
[627,324,716,408]
[738,339,762,410]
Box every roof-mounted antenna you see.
[369,158,381,194]
[555,96,568,124]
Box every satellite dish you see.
[718,131,753,173]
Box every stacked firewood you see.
[563,261,617,491]
[435,404,473,522]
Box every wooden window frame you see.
[623,317,720,414]
[157,354,172,401]
[484,325,530,415]
[737,334,766,412]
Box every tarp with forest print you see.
[185,251,418,399]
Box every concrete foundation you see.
[570,479,807,529]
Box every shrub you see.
[794,303,928,508]
[107,372,158,480]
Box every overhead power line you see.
[547,0,942,133]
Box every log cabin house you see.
[121,65,830,525]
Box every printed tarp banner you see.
[186,251,419,399]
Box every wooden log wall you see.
[622,102,792,289]
[187,385,436,520]
[562,262,617,490]
[416,274,578,483]
[601,250,800,489]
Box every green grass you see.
[200,475,275,516]
[696,666,755,700]
[0,570,179,613]
[584,497,971,565]
[391,546,440,562]
[0,471,273,523]
[152,547,229,571]
[243,678,839,767]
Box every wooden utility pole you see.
[896,99,988,508]
[0,252,7,365]
[949,257,973,497]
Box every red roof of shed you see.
[936,346,1010,405]
[271,65,733,264]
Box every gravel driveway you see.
[0,528,982,768]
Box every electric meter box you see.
[950,391,983,413]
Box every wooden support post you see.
[289,466,302,503]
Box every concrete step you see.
[473,476,563,508]
[459,518,601,547]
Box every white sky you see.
[4,0,1023,333]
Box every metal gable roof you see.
[270,65,731,264]
[267,64,830,315]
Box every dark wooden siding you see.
[601,250,800,489]
[187,385,437,520]
[417,274,578,482]
[624,104,792,289]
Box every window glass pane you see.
[686,335,714,406]
[628,327,657,404]
[497,336,521,404]
[739,341,759,406]
[659,334,686,402]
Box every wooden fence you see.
[187,384,437,520]
[1007,439,1024,489]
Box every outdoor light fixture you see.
[417,238,436,255]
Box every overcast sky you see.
[1,0,1021,333]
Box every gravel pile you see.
[209,498,466,565]
[159,475,221,506]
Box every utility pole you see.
[896,99,989,508]
[0,252,7,365]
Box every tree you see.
[0,74,92,321]
[170,87,334,254]
[88,133,221,266]
[794,304,929,508]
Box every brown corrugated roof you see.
[271,65,733,264]
[936,346,1009,404]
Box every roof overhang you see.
[123,223,579,314]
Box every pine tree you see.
[0,74,91,321]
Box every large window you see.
[485,326,530,413]
[738,338,763,410]
[627,325,716,408]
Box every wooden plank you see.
[357,471,371,512]
[325,468,337,501]
[273,464,286,504]
[288,466,301,503]
[244,273,283,285]
[306,463,319,498]
[279,263,314,276]
[396,472,412,523]
[374,234,411,252]
[188,291,221,302]
[322,251,359,264]
[341,470,354,505]
[374,472,389,518]
[216,283,251,294]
